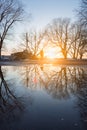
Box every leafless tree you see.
[45,18,71,59]
[78,0,87,26]
[79,28,87,59]
[0,0,24,59]
[19,30,46,58]
[70,22,87,59]
[70,22,81,59]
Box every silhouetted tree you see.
[0,0,23,59]
[19,30,46,59]
[45,18,71,59]
[78,0,87,26]
[70,23,80,59]
[70,22,87,59]
[40,49,44,58]
[78,28,87,59]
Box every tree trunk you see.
[0,39,3,60]
[64,51,67,59]
[0,38,3,60]
[80,54,83,59]
[62,49,67,59]
[0,48,2,60]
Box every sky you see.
[4,0,80,55]
[20,0,80,30]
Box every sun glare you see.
[45,48,57,59]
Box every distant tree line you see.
[0,0,87,59]
[18,17,87,59]
[44,18,87,59]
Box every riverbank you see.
[0,59,87,66]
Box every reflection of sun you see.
[45,48,57,58]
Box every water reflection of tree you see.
[18,65,87,121]
[77,85,87,125]
[0,66,24,120]
[18,65,87,99]
[75,67,87,126]
[10,65,87,127]
[18,65,51,89]
[44,67,69,99]
[44,65,87,126]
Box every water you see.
[0,64,87,130]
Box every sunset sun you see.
[45,48,57,58]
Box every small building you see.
[1,55,11,61]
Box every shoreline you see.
[0,59,87,66]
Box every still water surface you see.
[0,64,87,130]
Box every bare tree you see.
[70,22,87,59]
[75,0,87,59]
[70,22,81,59]
[0,0,23,59]
[78,28,87,59]
[45,18,71,59]
[19,30,46,58]
[78,0,87,26]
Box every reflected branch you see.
[0,66,23,113]
[16,65,87,101]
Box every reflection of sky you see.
[1,65,87,130]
